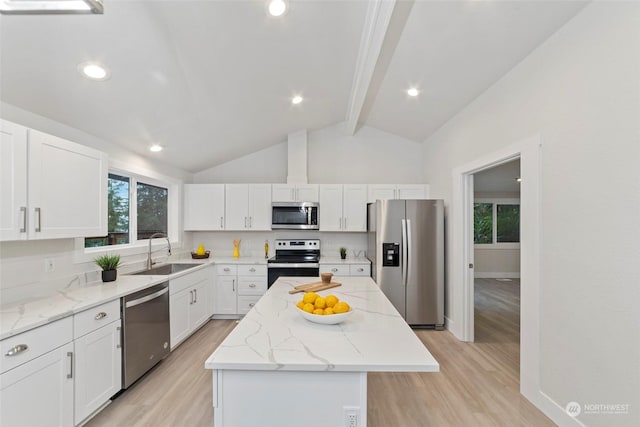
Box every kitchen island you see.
[204,276,439,427]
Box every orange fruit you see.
[314,296,326,309]
[325,295,339,308]
[333,301,350,314]
[313,308,324,315]
[303,303,315,313]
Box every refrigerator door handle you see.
[401,219,408,286]
[406,219,412,285]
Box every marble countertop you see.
[205,276,439,373]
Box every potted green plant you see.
[339,247,347,260]
[95,254,121,282]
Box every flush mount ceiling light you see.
[78,62,111,81]
[267,0,288,17]
[407,87,419,97]
[149,145,163,153]
[291,95,303,105]
[0,0,103,14]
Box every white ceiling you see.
[0,0,587,173]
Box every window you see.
[85,172,169,248]
[474,199,520,245]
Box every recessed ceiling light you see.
[149,145,163,153]
[78,62,110,81]
[407,87,419,97]
[291,95,303,105]
[267,0,288,17]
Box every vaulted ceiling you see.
[0,0,587,173]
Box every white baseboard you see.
[525,389,587,427]
[474,272,521,279]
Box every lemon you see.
[302,292,318,305]
[314,296,326,309]
[296,300,305,310]
[313,308,324,315]
[325,295,339,308]
[324,307,335,315]
[333,301,350,314]
[303,303,315,313]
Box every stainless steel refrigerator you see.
[367,199,444,327]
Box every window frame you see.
[75,164,181,263]
[474,198,520,250]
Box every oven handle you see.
[268,263,319,269]
[125,287,169,308]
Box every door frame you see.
[451,134,541,399]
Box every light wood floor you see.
[88,278,554,426]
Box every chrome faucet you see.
[147,233,171,269]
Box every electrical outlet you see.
[44,258,55,272]
[344,406,359,427]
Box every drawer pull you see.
[358,268,364,272]
[331,268,338,272]
[5,344,28,356]
[249,303,255,307]
[249,283,256,288]
[94,312,108,320]
[224,268,230,272]
[249,268,256,272]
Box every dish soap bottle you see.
[264,240,269,259]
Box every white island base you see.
[213,370,366,427]
[205,277,439,427]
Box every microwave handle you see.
[307,206,312,225]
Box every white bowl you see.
[297,307,353,325]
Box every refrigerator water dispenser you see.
[382,243,400,267]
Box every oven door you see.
[271,202,319,230]
[268,263,320,287]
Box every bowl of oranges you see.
[295,291,352,325]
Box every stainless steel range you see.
[267,239,320,287]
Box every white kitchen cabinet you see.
[0,120,107,241]
[367,184,429,203]
[184,184,226,230]
[170,267,213,349]
[0,120,28,241]
[74,321,121,425]
[272,184,319,202]
[349,264,371,276]
[1,317,74,427]
[319,184,367,232]
[214,264,267,316]
[214,265,238,315]
[320,263,370,277]
[225,184,271,230]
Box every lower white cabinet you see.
[320,263,371,277]
[1,317,74,427]
[169,266,213,349]
[214,264,267,316]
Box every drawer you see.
[171,266,211,295]
[237,277,267,296]
[237,296,261,315]
[74,299,121,339]
[1,316,73,374]
[216,265,237,276]
[237,265,267,276]
[320,264,349,276]
[350,264,371,276]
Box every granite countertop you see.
[0,256,268,340]
[205,276,439,373]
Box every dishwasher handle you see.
[125,287,168,308]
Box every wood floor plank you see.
[87,278,555,426]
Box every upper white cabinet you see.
[319,184,367,232]
[272,184,319,202]
[0,120,107,241]
[367,184,429,203]
[184,184,225,231]
[225,184,271,230]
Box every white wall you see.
[422,2,639,426]
[0,104,192,301]
[194,121,425,184]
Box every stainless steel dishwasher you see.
[121,281,170,389]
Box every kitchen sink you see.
[131,263,199,275]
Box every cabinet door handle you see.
[249,303,255,308]
[244,217,247,228]
[5,344,28,356]
[194,289,197,303]
[190,290,194,305]
[220,217,224,229]
[331,268,338,272]
[34,207,41,232]
[249,283,256,288]
[94,312,107,320]
[249,216,252,228]
[232,279,235,292]
[67,352,73,379]
[249,268,256,272]
[20,207,27,232]
[224,268,230,272]
[116,326,122,349]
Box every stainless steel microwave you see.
[271,202,319,230]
